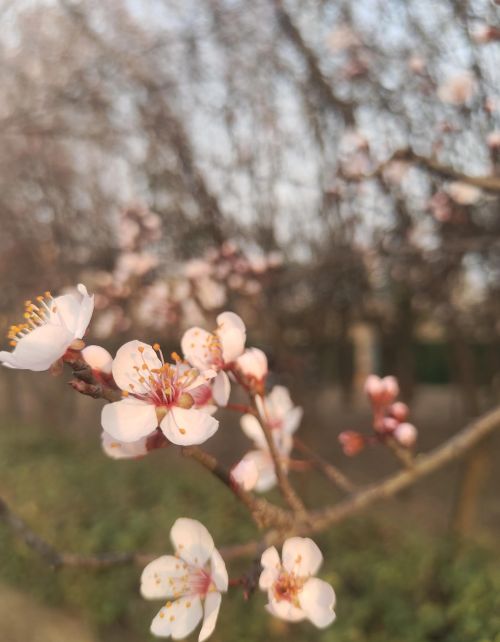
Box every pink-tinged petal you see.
[101,399,158,443]
[161,407,218,446]
[212,371,230,406]
[394,422,418,447]
[240,414,267,450]
[216,312,246,363]
[199,591,222,642]
[231,457,259,491]
[210,548,228,592]
[282,537,323,577]
[101,431,149,459]
[82,345,113,374]
[141,555,189,600]
[170,518,214,567]
[266,598,306,622]
[283,406,303,435]
[181,327,217,371]
[298,578,336,628]
[0,323,73,371]
[112,340,161,394]
[150,596,203,639]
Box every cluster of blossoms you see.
[86,205,283,339]
[0,282,338,639]
[339,375,418,456]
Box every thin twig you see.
[293,437,356,493]
[251,395,308,517]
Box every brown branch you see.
[361,148,500,194]
[293,437,356,493]
[251,395,308,516]
[309,403,500,533]
[2,404,500,567]
[181,446,292,530]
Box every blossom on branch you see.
[234,347,268,394]
[141,518,228,641]
[0,284,94,371]
[181,312,246,406]
[101,341,218,446]
[234,386,302,492]
[259,537,336,628]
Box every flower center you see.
[165,560,215,602]
[273,569,306,607]
[124,345,199,410]
[6,292,53,347]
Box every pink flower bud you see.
[338,431,365,456]
[389,402,409,422]
[81,345,113,374]
[378,416,399,434]
[364,374,384,399]
[393,422,418,447]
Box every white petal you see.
[181,327,217,371]
[267,386,293,418]
[216,312,246,363]
[244,450,277,493]
[82,345,113,374]
[211,371,230,406]
[101,399,158,442]
[231,457,259,491]
[0,323,73,371]
[240,414,267,450]
[74,284,94,338]
[170,518,214,567]
[199,591,222,642]
[50,293,81,334]
[101,431,149,459]
[112,340,162,394]
[259,547,281,590]
[298,578,336,628]
[150,596,203,639]
[282,537,323,577]
[210,548,228,592]
[161,407,218,446]
[141,555,189,600]
[283,406,303,435]
[266,598,306,622]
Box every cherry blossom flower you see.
[141,518,228,641]
[364,375,399,408]
[101,431,149,459]
[235,348,268,394]
[0,284,94,372]
[235,386,302,492]
[101,341,218,446]
[259,537,336,628]
[181,312,246,406]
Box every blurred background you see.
[1,0,500,640]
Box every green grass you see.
[0,420,499,642]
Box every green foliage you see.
[0,421,499,641]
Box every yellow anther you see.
[23,312,31,319]
[171,351,181,362]
[44,291,51,298]
[138,346,145,353]
[141,363,149,371]
[153,343,161,351]
[9,340,17,347]
[186,601,191,608]
[122,391,130,397]
[36,295,44,302]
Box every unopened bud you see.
[394,422,418,447]
[338,431,365,456]
[82,345,113,374]
[389,402,409,422]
